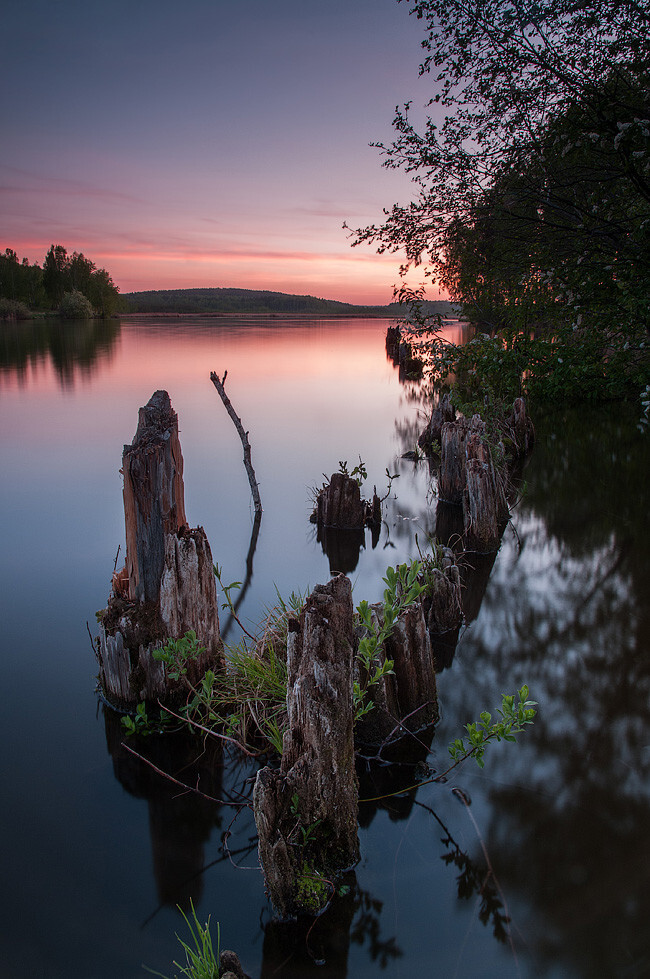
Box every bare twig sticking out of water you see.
[210,370,262,514]
[120,741,252,807]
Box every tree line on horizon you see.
[123,285,454,317]
[0,244,121,319]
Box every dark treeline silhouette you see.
[124,286,454,318]
[0,244,121,317]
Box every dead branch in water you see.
[210,370,262,514]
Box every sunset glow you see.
[2,0,439,304]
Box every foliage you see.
[351,0,650,405]
[0,297,32,320]
[59,289,94,319]
[338,456,368,486]
[153,630,206,682]
[120,701,173,737]
[354,561,425,719]
[448,687,538,770]
[145,900,220,979]
[0,247,45,309]
[43,244,121,314]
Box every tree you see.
[42,244,70,308]
[352,0,650,322]
[351,0,650,403]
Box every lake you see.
[1,316,648,978]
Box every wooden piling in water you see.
[97,390,222,707]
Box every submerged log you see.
[254,575,359,917]
[98,391,222,707]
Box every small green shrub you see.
[59,289,94,318]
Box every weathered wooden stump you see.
[315,471,366,530]
[398,340,423,380]
[420,548,463,635]
[438,418,469,503]
[355,600,439,746]
[386,325,400,365]
[418,392,456,454]
[463,422,508,552]
[253,575,359,917]
[507,396,535,457]
[97,391,222,706]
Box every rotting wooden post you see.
[438,418,469,503]
[463,420,508,552]
[253,575,359,917]
[316,471,366,530]
[210,370,262,514]
[420,547,463,635]
[355,600,439,747]
[418,392,456,454]
[97,391,222,707]
[122,389,187,603]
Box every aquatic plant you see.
[145,900,220,979]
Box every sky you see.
[1,0,438,304]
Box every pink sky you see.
[2,1,441,305]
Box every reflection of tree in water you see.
[439,406,650,976]
[0,318,120,388]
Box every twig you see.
[210,370,263,514]
[120,742,248,807]
[158,701,261,758]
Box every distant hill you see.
[123,287,455,318]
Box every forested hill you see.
[123,287,454,317]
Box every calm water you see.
[1,316,648,978]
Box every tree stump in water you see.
[507,396,535,457]
[418,392,455,454]
[438,418,469,503]
[97,391,222,707]
[356,600,439,746]
[315,471,366,529]
[463,422,508,552]
[385,325,400,365]
[253,575,359,917]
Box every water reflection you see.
[103,708,224,910]
[440,405,650,975]
[0,317,120,388]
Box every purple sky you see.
[2,0,439,303]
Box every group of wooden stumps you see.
[97,359,534,926]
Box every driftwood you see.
[210,370,262,514]
[97,391,222,707]
[253,576,359,917]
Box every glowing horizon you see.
[3,0,444,308]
